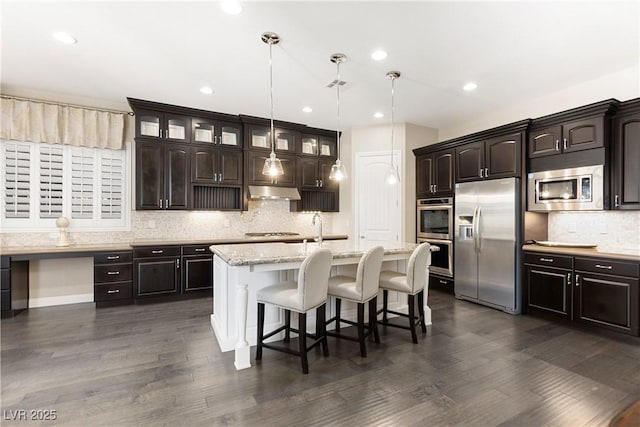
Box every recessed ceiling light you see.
[374,112,384,118]
[302,106,313,113]
[53,32,77,44]
[200,86,213,95]
[220,1,242,15]
[371,50,388,61]
[463,82,478,91]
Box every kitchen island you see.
[209,239,431,370]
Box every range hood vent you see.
[248,185,301,201]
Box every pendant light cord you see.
[269,40,275,155]
[336,60,341,160]
[390,76,395,168]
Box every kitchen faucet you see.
[312,212,323,244]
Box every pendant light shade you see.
[329,53,347,182]
[385,71,401,185]
[261,32,284,177]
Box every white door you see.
[355,151,401,242]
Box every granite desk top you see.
[210,239,425,266]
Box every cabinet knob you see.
[539,258,554,263]
[595,264,613,270]
[566,272,571,286]
[555,140,560,151]
[107,255,120,260]
[218,173,223,182]
[159,199,163,209]
[575,274,580,286]
[107,271,120,275]
[615,195,620,207]
[195,248,206,252]
[563,138,568,150]
[152,250,164,254]
[479,168,484,178]
[484,168,488,178]
[107,289,120,294]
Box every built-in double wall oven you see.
[417,197,453,278]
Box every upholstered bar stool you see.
[256,248,333,374]
[378,242,431,344]
[326,245,384,357]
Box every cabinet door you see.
[574,271,638,334]
[613,112,640,209]
[218,149,242,185]
[134,257,180,297]
[318,135,337,158]
[298,157,319,189]
[135,109,163,139]
[274,129,299,153]
[455,141,484,182]
[164,114,191,142]
[165,144,189,209]
[183,256,213,292]
[416,154,434,197]
[219,122,242,148]
[433,150,454,195]
[300,135,319,156]
[245,151,296,186]
[485,132,521,179]
[319,157,338,191]
[528,126,562,158]
[271,153,296,187]
[192,118,216,144]
[562,117,603,153]
[191,146,217,183]
[136,141,164,210]
[525,264,572,318]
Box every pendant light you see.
[385,71,401,185]
[261,32,284,177]
[329,53,347,181]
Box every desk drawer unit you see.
[94,251,133,307]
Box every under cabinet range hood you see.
[248,185,301,201]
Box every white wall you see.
[438,65,640,141]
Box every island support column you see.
[234,283,251,370]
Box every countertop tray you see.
[534,241,597,248]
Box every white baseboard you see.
[29,293,94,308]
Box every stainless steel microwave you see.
[527,165,604,211]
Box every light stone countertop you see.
[523,244,640,262]
[210,239,423,266]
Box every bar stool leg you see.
[368,297,380,344]
[417,290,427,333]
[382,290,389,323]
[256,302,265,360]
[357,303,367,357]
[317,304,329,357]
[408,294,418,344]
[335,298,342,332]
[299,313,308,374]
[284,309,291,342]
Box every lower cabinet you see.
[133,245,213,300]
[524,251,639,336]
[94,251,134,306]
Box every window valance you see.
[0,96,129,150]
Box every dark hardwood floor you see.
[2,289,639,426]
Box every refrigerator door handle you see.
[476,207,482,252]
[472,206,479,253]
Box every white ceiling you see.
[2,1,638,132]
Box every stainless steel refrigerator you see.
[454,177,521,314]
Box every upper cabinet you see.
[135,109,191,142]
[245,124,299,154]
[192,118,241,148]
[416,149,454,197]
[612,99,640,210]
[299,132,337,158]
[455,132,523,183]
[529,117,603,158]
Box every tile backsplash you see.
[1,201,335,247]
[548,211,640,254]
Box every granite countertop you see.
[523,244,640,262]
[0,234,349,256]
[210,239,422,266]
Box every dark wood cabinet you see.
[135,141,189,210]
[192,117,241,147]
[182,245,213,293]
[94,251,133,307]
[0,256,27,318]
[455,132,522,182]
[245,150,296,187]
[245,124,299,154]
[612,100,640,210]
[191,146,242,185]
[133,247,181,298]
[529,117,603,158]
[416,150,454,197]
[135,108,191,142]
[524,253,573,318]
[524,251,639,336]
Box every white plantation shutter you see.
[100,150,124,219]
[39,144,64,218]
[3,141,31,218]
[70,148,94,219]
[1,139,129,230]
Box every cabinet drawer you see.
[94,264,133,283]
[94,282,133,302]
[134,247,181,258]
[575,258,639,278]
[94,251,132,264]
[430,275,454,288]
[182,245,213,256]
[524,252,573,269]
